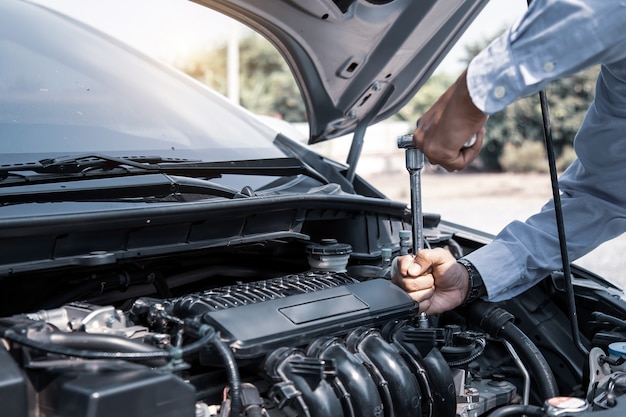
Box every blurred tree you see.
[395,72,455,123]
[482,65,598,171]
[176,34,306,122]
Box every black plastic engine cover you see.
[200,278,419,358]
[34,361,195,417]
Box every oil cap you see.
[305,239,352,272]
[544,397,589,416]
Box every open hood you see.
[194,0,488,144]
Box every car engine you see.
[1,227,626,417]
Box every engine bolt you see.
[465,387,480,410]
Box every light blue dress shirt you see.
[463,0,626,301]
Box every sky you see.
[36,0,527,73]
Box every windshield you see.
[0,1,285,164]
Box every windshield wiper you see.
[0,174,242,204]
[0,154,329,186]
[0,155,196,177]
[38,154,191,173]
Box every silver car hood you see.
[194,0,488,144]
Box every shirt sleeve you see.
[465,62,626,301]
[467,0,626,114]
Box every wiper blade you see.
[0,154,198,178]
[0,154,329,184]
[0,174,241,204]
[38,154,199,173]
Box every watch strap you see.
[457,258,486,305]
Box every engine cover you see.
[172,274,419,358]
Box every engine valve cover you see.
[176,275,418,358]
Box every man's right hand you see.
[391,248,470,314]
[412,69,488,171]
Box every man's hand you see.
[391,248,469,314]
[413,69,488,171]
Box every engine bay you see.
[2,212,626,417]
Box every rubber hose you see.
[2,329,170,360]
[591,312,626,331]
[210,336,242,417]
[466,302,559,400]
[0,325,216,361]
[500,322,559,399]
[47,332,167,366]
[487,404,545,417]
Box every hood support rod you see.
[345,86,395,183]
[345,122,366,183]
[537,88,588,356]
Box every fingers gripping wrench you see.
[397,135,424,255]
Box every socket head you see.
[397,134,416,149]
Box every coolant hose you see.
[210,335,242,417]
[500,322,559,398]
[467,302,559,400]
[487,404,545,417]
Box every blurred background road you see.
[371,171,552,234]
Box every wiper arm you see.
[1,154,329,184]
[0,154,197,177]
[39,154,197,173]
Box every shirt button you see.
[493,85,506,99]
[543,61,555,72]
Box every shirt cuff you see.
[464,240,530,302]
[466,33,521,114]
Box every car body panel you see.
[193,0,489,143]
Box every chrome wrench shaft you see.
[397,134,424,255]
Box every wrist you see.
[459,69,489,122]
[457,258,486,305]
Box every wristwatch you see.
[457,258,486,305]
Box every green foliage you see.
[176,34,306,122]
[482,65,598,171]
[395,73,456,123]
[498,141,547,173]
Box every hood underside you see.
[194,0,488,143]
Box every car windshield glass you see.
[0,2,284,164]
